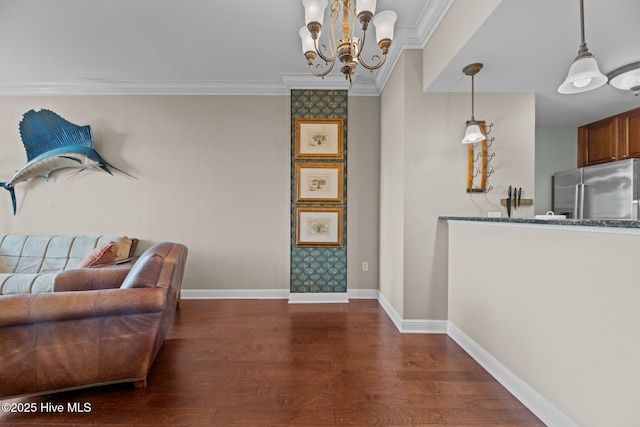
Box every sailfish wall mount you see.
[0,109,134,215]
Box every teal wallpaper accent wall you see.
[291,89,348,293]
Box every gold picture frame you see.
[295,207,343,248]
[295,118,344,159]
[295,162,344,204]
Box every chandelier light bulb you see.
[573,77,592,88]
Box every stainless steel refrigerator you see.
[553,159,640,219]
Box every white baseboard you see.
[180,288,443,332]
[401,319,448,334]
[447,322,578,427]
[288,292,349,304]
[181,289,289,299]
[181,288,379,301]
[377,292,447,334]
[346,288,379,299]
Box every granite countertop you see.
[439,216,640,229]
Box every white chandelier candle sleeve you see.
[303,0,328,26]
[372,10,397,44]
[355,0,376,16]
[300,26,316,55]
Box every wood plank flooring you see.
[0,299,544,426]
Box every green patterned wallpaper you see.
[290,90,348,293]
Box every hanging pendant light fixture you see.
[299,0,397,83]
[607,61,640,96]
[461,63,486,145]
[558,0,607,94]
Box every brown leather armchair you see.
[0,242,187,399]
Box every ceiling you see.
[0,0,638,128]
[428,0,640,128]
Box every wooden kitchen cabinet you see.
[619,107,640,160]
[578,107,640,167]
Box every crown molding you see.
[280,73,380,96]
[0,0,453,97]
[416,0,455,48]
[0,80,292,96]
[372,0,454,93]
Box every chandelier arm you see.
[310,56,338,78]
[314,38,338,64]
[359,53,386,71]
[356,25,388,71]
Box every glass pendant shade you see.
[302,0,328,25]
[461,122,486,144]
[558,0,607,94]
[356,0,377,15]
[299,26,316,54]
[372,10,397,42]
[607,62,640,95]
[558,54,608,94]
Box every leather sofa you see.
[0,241,188,399]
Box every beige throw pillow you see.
[112,236,133,261]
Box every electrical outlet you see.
[362,262,369,272]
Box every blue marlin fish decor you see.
[0,109,134,215]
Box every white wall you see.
[380,50,536,320]
[379,52,406,316]
[448,221,640,427]
[347,97,380,290]
[0,95,380,293]
[535,127,577,215]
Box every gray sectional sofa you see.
[0,234,138,295]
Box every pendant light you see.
[558,0,607,94]
[461,63,486,145]
[607,62,640,96]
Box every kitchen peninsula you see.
[440,215,640,229]
[441,216,640,427]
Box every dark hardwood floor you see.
[1,299,544,426]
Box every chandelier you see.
[299,0,397,83]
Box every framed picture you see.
[295,162,344,203]
[295,118,344,159]
[295,207,343,248]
